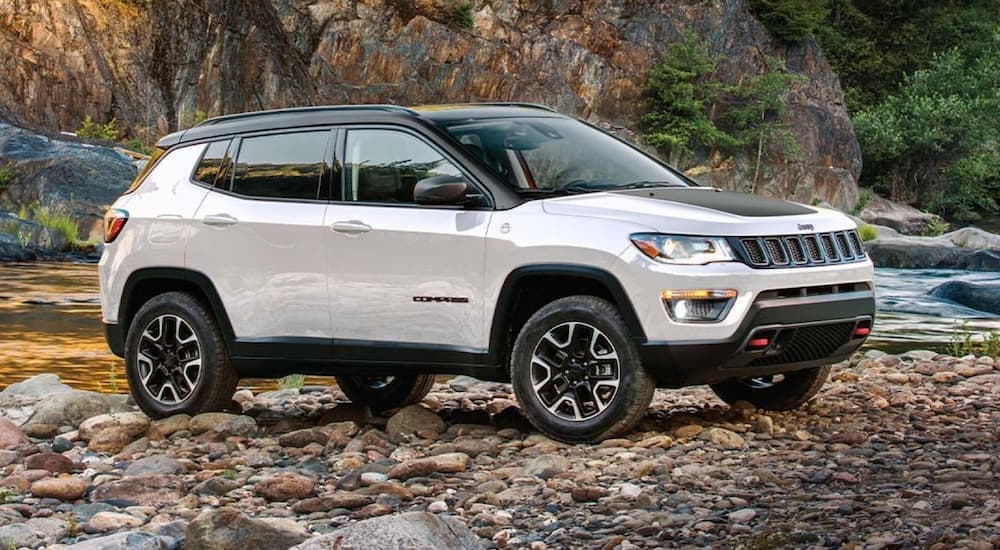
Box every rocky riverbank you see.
[0,351,995,549]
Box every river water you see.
[0,262,997,392]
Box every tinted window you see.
[344,130,462,204]
[232,132,328,200]
[192,140,231,187]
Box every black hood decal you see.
[615,188,816,217]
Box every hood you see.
[541,188,855,236]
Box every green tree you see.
[748,0,829,43]
[854,46,1000,221]
[640,34,734,166]
[642,36,799,185]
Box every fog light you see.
[661,289,736,322]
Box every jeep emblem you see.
[797,223,814,231]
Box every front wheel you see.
[510,295,655,443]
[335,375,435,412]
[709,365,831,411]
[124,291,238,418]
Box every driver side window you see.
[343,130,462,204]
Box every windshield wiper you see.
[613,181,691,190]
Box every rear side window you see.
[231,132,329,200]
[124,147,166,194]
[192,140,232,187]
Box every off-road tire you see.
[710,365,832,411]
[510,295,655,443]
[336,374,435,412]
[124,291,238,418]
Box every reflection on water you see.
[0,262,997,392]
[870,268,1000,353]
[0,262,333,392]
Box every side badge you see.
[500,222,511,234]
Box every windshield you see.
[438,117,692,194]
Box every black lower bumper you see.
[104,322,125,358]
[639,289,875,388]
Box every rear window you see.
[192,140,232,187]
[123,147,166,194]
[231,132,329,200]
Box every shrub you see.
[948,322,1000,358]
[748,0,829,43]
[124,138,153,156]
[77,115,120,141]
[31,205,80,248]
[857,223,878,242]
[0,161,15,194]
[851,188,873,215]
[923,216,950,237]
[278,374,306,390]
[447,2,474,29]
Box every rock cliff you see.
[0,0,861,208]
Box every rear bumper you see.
[104,322,125,358]
[639,289,875,387]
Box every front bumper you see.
[639,288,875,387]
[104,322,125,358]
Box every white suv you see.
[99,104,875,442]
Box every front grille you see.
[733,230,866,268]
[749,322,855,367]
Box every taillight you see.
[104,208,129,243]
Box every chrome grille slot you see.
[741,239,767,265]
[764,238,789,265]
[803,235,823,262]
[835,232,853,259]
[820,234,840,261]
[785,237,807,264]
[848,230,865,257]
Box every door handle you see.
[202,214,238,227]
[331,221,371,234]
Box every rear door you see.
[323,127,492,357]
[187,129,334,346]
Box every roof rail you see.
[472,102,556,112]
[196,105,419,127]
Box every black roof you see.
[157,103,564,148]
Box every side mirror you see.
[414,175,469,205]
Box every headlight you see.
[630,234,735,265]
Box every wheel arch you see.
[487,264,646,365]
[118,268,235,349]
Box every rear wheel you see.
[335,375,435,412]
[709,365,831,410]
[124,291,237,418]
[510,295,655,443]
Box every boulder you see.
[388,453,470,480]
[930,281,1000,315]
[51,531,176,549]
[291,511,483,550]
[27,390,130,428]
[0,517,69,548]
[90,474,187,506]
[0,124,136,241]
[0,373,73,400]
[30,476,87,500]
[0,417,28,448]
[124,455,184,476]
[254,472,316,501]
[25,452,74,473]
[185,507,309,550]
[189,413,257,438]
[385,405,446,442]
[79,412,150,441]
[866,229,1000,271]
[858,195,940,235]
[521,454,569,480]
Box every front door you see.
[324,128,491,359]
